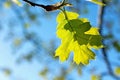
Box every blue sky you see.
[0,0,119,80]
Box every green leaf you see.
[55,11,103,65]
[87,0,105,6]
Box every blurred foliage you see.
[115,67,120,76]
[39,67,48,80]
[4,1,11,8]
[2,68,11,76]
[113,41,120,52]
[87,0,105,6]
[4,70,11,76]
[12,0,22,6]
[13,38,22,46]
[91,75,100,80]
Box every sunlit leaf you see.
[57,11,79,23]
[55,11,103,65]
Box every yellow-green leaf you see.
[72,43,95,65]
[57,11,79,23]
[85,27,103,49]
[85,27,99,35]
[87,0,105,6]
[55,11,103,65]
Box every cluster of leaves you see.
[55,11,103,65]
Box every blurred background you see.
[0,0,120,80]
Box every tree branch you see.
[23,0,72,11]
[98,0,120,80]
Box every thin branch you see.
[98,0,120,80]
[23,0,72,11]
